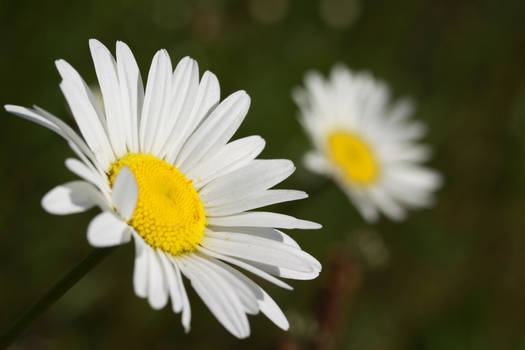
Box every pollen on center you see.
[109,153,206,256]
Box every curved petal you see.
[89,39,127,158]
[207,211,321,230]
[201,231,321,275]
[42,181,107,215]
[139,49,172,154]
[65,158,110,196]
[192,254,258,315]
[164,70,220,164]
[199,159,295,206]
[205,190,307,217]
[87,211,131,247]
[207,226,300,248]
[188,135,265,189]
[175,90,250,173]
[55,59,115,170]
[198,247,293,290]
[169,258,192,332]
[111,166,138,221]
[116,40,144,153]
[132,232,149,298]
[205,256,289,330]
[155,57,199,157]
[147,248,169,310]
[178,254,250,338]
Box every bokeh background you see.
[2,0,525,349]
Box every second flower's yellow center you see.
[327,131,379,185]
[109,153,206,256]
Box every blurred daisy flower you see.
[293,64,441,222]
[5,39,321,338]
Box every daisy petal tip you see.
[202,70,219,83]
[275,316,290,331]
[180,55,192,63]
[53,59,62,69]
[148,298,167,310]
[307,221,322,229]
[236,329,251,340]
[182,314,192,333]
[88,38,103,49]
[4,104,16,112]
[232,89,250,102]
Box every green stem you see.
[0,247,117,349]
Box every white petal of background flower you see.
[295,64,441,222]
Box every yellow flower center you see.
[109,153,206,256]
[327,131,379,185]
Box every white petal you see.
[368,187,406,221]
[202,231,320,274]
[205,190,308,217]
[42,181,106,215]
[193,254,258,315]
[388,166,442,191]
[255,289,289,330]
[206,257,289,330]
[381,144,432,164]
[199,159,295,206]
[5,105,103,174]
[155,57,199,157]
[341,185,380,223]
[169,258,192,332]
[242,260,319,280]
[55,59,115,170]
[207,211,322,229]
[207,229,320,272]
[157,251,183,313]
[87,211,131,247]
[111,166,138,221]
[164,71,220,164]
[179,255,250,338]
[175,90,250,173]
[303,152,332,176]
[382,176,435,208]
[147,248,169,310]
[189,135,265,188]
[5,104,59,132]
[89,39,127,158]
[132,232,149,298]
[140,49,172,153]
[116,40,144,153]
[65,158,109,195]
[198,247,293,290]
[207,226,300,248]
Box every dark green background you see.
[1,0,525,349]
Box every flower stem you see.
[0,246,118,349]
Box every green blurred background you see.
[2,0,525,349]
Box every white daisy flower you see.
[5,39,322,338]
[293,64,442,222]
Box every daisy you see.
[293,64,441,222]
[5,39,322,338]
